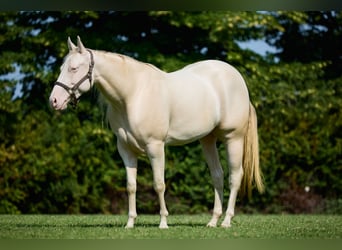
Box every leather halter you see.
[54,49,94,108]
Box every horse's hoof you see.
[220,222,231,228]
[206,222,217,228]
[125,223,134,229]
[159,223,169,229]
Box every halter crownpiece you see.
[54,49,94,108]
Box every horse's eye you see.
[69,66,78,72]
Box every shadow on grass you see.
[10,223,120,228]
[10,222,206,229]
[134,222,205,227]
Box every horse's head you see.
[49,36,94,110]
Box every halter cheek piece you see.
[54,49,94,108]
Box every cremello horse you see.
[49,37,264,229]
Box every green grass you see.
[0,214,341,239]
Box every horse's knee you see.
[153,181,165,193]
[127,181,136,194]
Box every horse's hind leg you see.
[200,135,224,227]
[221,137,244,228]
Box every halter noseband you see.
[54,49,94,108]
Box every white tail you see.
[241,103,264,197]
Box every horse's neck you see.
[93,50,163,105]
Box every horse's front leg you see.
[125,166,137,228]
[146,142,169,229]
[117,139,138,228]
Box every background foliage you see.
[0,11,341,214]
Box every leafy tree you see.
[267,11,342,79]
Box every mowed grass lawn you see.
[0,214,341,239]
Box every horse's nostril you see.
[50,97,58,108]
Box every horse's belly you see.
[165,130,211,146]
[165,108,219,145]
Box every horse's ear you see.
[77,36,86,54]
[67,37,77,52]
